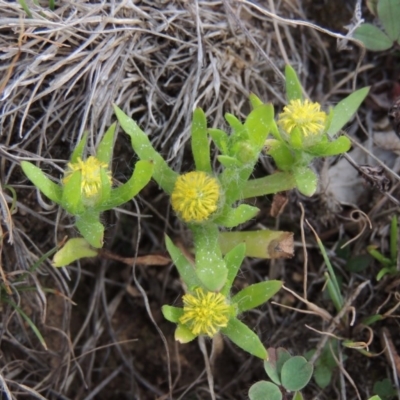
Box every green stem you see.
[240,172,296,200]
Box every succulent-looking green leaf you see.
[327,87,370,136]
[161,305,184,323]
[244,104,274,150]
[285,65,303,101]
[353,23,393,51]
[293,167,317,197]
[225,113,246,135]
[193,225,227,291]
[165,235,202,290]
[307,136,351,157]
[219,230,294,259]
[221,318,268,359]
[264,347,291,385]
[264,140,295,171]
[368,396,382,400]
[217,155,242,168]
[96,123,116,165]
[175,324,196,343]
[248,381,282,400]
[113,105,178,194]
[191,108,212,173]
[220,243,246,297]
[281,356,313,391]
[99,160,153,211]
[70,132,88,163]
[249,93,264,109]
[209,128,229,155]
[96,167,112,207]
[21,161,62,204]
[378,0,400,41]
[61,170,85,215]
[53,238,98,267]
[232,281,283,313]
[215,204,260,228]
[75,212,104,248]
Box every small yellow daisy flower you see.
[63,156,111,198]
[278,99,327,137]
[179,287,231,337]
[171,171,220,223]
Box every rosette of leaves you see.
[262,65,369,196]
[162,240,282,359]
[249,348,313,400]
[21,123,153,265]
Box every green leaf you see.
[61,170,85,215]
[161,305,183,323]
[249,93,264,109]
[53,238,98,267]
[193,225,227,291]
[281,356,313,391]
[293,392,304,400]
[209,128,229,155]
[3,298,47,350]
[293,167,318,196]
[264,347,291,385]
[217,155,242,168]
[100,160,153,210]
[113,105,178,194]
[225,113,246,136]
[378,0,400,41]
[285,65,303,101]
[221,318,268,359]
[367,0,379,15]
[245,104,274,150]
[314,364,332,389]
[248,381,282,400]
[362,314,384,326]
[354,23,393,51]
[165,235,202,290]
[327,87,370,136]
[221,243,246,297]
[70,132,88,163]
[191,108,212,173]
[264,139,295,171]
[75,212,104,248]
[215,204,260,228]
[175,324,197,343]
[219,230,294,259]
[307,136,351,157]
[96,123,116,165]
[232,281,283,313]
[21,161,62,204]
[96,167,112,206]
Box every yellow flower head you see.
[63,156,111,198]
[171,171,220,223]
[179,287,231,337]
[278,99,327,137]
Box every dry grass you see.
[1,0,400,399]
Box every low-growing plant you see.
[21,123,153,265]
[248,348,313,400]
[353,0,400,51]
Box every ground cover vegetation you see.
[1,0,400,399]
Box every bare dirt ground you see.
[1,1,400,399]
